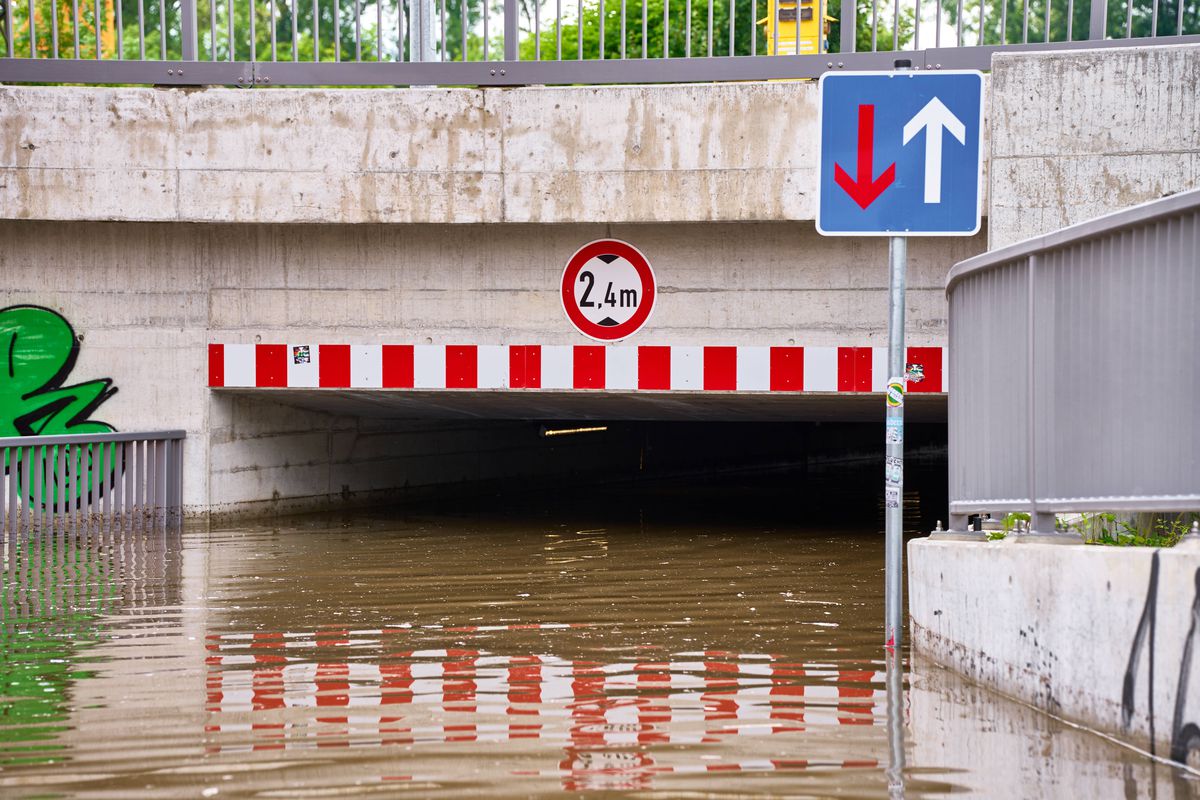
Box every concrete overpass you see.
[1,44,1196,516]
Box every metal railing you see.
[0,0,1196,85]
[944,189,1200,536]
[1,430,185,535]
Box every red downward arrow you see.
[834,104,896,210]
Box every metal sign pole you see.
[885,235,906,651]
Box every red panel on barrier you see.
[573,346,605,389]
[255,344,287,387]
[837,347,873,392]
[510,345,542,389]
[446,346,478,389]
[638,346,670,390]
[905,346,942,392]
[319,345,351,388]
[770,347,804,391]
[703,347,737,390]
[382,345,414,388]
[208,344,225,387]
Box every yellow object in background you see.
[760,0,835,55]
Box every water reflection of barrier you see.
[0,430,185,535]
[204,630,882,789]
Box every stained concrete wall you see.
[987,43,1200,248]
[909,537,1200,763]
[0,83,831,225]
[0,218,973,514]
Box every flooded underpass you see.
[2,434,1196,798]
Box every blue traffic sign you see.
[816,70,984,237]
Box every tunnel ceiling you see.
[218,389,947,423]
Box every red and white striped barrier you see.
[204,633,886,765]
[208,343,945,393]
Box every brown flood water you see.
[0,480,1195,798]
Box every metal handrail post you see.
[1089,0,1108,39]
[840,0,856,53]
[504,0,519,60]
[180,0,198,60]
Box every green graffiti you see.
[1,305,119,508]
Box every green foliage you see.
[939,0,1199,47]
[987,530,1006,541]
[1001,511,1030,533]
[1073,512,1200,548]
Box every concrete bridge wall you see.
[1,42,1195,516]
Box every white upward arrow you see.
[902,97,967,204]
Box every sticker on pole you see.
[561,239,656,342]
[886,378,905,407]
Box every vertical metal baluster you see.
[159,0,166,58]
[484,0,489,59]
[22,447,32,534]
[136,441,145,530]
[67,445,77,532]
[2,447,9,536]
[1176,0,1183,38]
[291,0,298,59]
[333,0,339,59]
[979,0,985,44]
[1043,0,1050,41]
[1022,0,1027,42]
[772,0,779,52]
[535,0,540,58]
[114,442,125,530]
[871,0,877,50]
[27,0,34,58]
[227,0,233,59]
[707,0,712,55]
[269,0,275,59]
[685,0,690,56]
[894,0,901,48]
[149,441,158,531]
[663,0,668,56]
[95,0,102,57]
[4,0,13,57]
[355,0,361,59]
[55,446,65,532]
[728,0,733,55]
[576,0,582,57]
[751,0,756,54]
[462,0,468,59]
[51,0,58,57]
[210,0,217,57]
[1124,0,1131,39]
[997,0,1004,45]
[599,0,605,57]
[98,442,108,532]
[385,0,390,59]
[249,0,257,60]
[1150,0,1158,36]
[914,0,920,48]
[556,0,561,59]
[398,0,404,61]
[620,0,625,58]
[314,0,320,60]
[642,0,647,56]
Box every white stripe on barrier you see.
[671,346,703,390]
[606,346,638,390]
[541,346,572,389]
[224,344,256,387]
[804,347,838,392]
[351,344,383,388]
[477,345,509,389]
[736,346,770,391]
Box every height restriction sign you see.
[560,239,657,341]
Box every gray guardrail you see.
[2,430,185,534]
[943,189,1200,536]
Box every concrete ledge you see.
[0,83,825,224]
[909,536,1200,763]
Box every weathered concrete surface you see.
[0,83,830,224]
[988,43,1200,248]
[0,218,974,514]
[909,537,1200,763]
[909,655,1198,794]
[0,80,995,225]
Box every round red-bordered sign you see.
[560,239,656,342]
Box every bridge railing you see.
[1,430,185,534]
[944,189,1200,536]
[0,0,1196,85]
